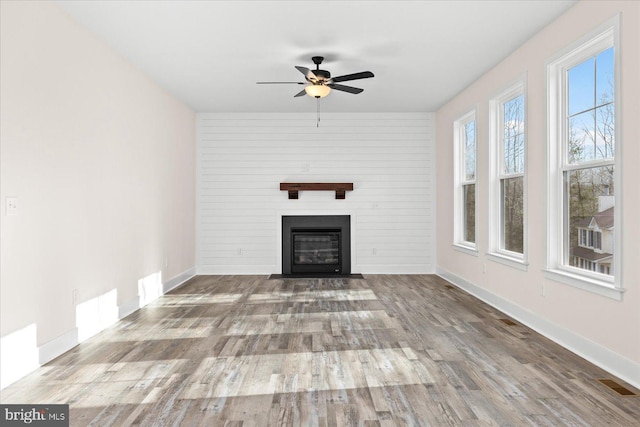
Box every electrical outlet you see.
[237,248,243,256]
[302,164,311,172]
[6,197,18,216]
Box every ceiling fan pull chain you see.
[317,98,320,128]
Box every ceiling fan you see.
[257,56,374,98]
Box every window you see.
[579,229,587,247]
[594,231,602,250]
[488,80,527,269]
[453,110,477,253]
[546,18,622,299]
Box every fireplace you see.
[282,215,350,275]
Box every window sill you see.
[487,252,528,271]
[453,244,479,257]
[543,268,624,301]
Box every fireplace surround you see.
[282,215,351,276]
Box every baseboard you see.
[118,295,141,319]
[1,266,197,390]
[436,266,640,390]
[197,265,275,275]
[357,264,434,274]
[0,324,39,389]
[38,328,78,366]
[163,267,197,293]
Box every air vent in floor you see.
[597,379,637,396]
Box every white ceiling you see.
[55,0,577,113]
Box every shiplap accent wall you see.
[197,112,435,274]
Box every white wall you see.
[0,1,196,388]
[197,112,435,274]
[436,0,640,387]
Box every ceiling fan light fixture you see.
[305,84,331,98]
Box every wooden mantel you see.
[280,183,354,200]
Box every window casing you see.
[546,17,623,300]
[488,80,527,270]
[453,110,477,254]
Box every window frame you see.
[545,16,623,300]
[453,109,478,255]
[488,78,528,270]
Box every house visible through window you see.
[546,19,620,298]
[565,47,614,277]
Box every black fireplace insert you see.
[282,215,350,275]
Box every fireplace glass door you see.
[291,230,341,273]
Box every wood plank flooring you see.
[2,275,638,426]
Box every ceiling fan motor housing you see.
[313,69,331,81]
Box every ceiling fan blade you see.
[330,71,374,83]
[256,82,305,85]
[294,89,307,97]
[327,84,364,94]
[295,66,317,82]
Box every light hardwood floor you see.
[2,275,638,426]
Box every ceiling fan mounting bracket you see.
[310,56,330,81]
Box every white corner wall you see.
[0,1,196,388]
[197,112,435,274]
[436,0,640,387]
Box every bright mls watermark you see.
[1,405,68,426]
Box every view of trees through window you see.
[501,176,523,253]
[566,47,614,276]
[463,121,476,244]
[464,184,476,243]
[501,94,524,254]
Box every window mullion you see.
[499,171,524,180]
[562,159,614,171]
